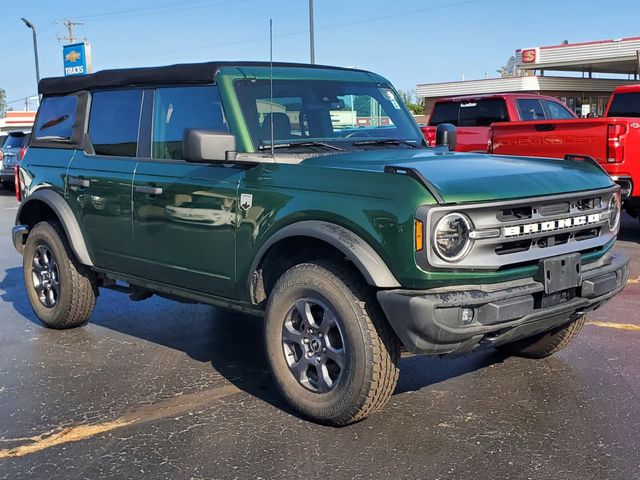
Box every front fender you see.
[248,220,401,289]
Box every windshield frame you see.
[233,78,425,153]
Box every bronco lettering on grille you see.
[503,213,602,237]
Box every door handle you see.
[135,185,163,196]
[68,177,91,188]
[535,124,556,132]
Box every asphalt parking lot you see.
[0,188,639,480]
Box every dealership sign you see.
[63,42,92,76]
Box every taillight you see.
[424,127,436,147]
[18,146,27,161]
[14,165,21,202]
[607,124,626,163]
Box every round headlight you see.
[433,213,473,262]
[608,194,621,231]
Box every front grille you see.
[417,187,618,270]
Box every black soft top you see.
[38,61,364,96]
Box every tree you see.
[0,89,6,117]
[397,88,425,115]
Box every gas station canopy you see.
[516,36,640,75]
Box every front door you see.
[129,85,241,298]
[66,89,143,272]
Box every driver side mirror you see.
[435,123,457,151]
[183,129,237,162]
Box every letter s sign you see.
[521,48,538,64]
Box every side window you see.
[542,100,574,119]
[429,102,459,126]
[458,99,508,127]
[33,95,77,140]
[152,86,228,160]
[89,90,142,157]
[517,99,546,121]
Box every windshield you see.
[234,79,424,151]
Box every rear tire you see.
[23,221,97,329]
[264,260,400,426]
[496,315,586,359]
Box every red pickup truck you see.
[490,85,640,215]
[421,93,576,152]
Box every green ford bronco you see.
[12,62,629,425]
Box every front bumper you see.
[377,251,629,356]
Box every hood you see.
[302,149,613,204]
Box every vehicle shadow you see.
[1,265,508,419]
[0,267,41,325]
[618,213,640,243]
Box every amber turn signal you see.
[415,219,424,251]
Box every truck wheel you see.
[264,260,400,426]
[496,315,586,359]
[23,221,97,329]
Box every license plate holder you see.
[538,253,582,294]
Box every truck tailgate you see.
[490,118,608,162]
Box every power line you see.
[101,0,486,63]
[75,0,254,21]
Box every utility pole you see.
[20,18,40,90]
[56,19,85,44]
[308,0,315,64]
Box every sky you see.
[1,0,639,110]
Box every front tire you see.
[23,221,97,329]
[496,315,586,359]
[264,260,400,426]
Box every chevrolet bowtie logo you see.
[65,50,81,63]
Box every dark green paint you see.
[19,64,617,309]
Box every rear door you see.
[66,89,142,272]
[130,85,242,298]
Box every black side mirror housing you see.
[183,129,237,163]
[435,123,457,151]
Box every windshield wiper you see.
[352,139,418,148]
[258,141,344,152]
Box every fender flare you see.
[17,189,94,266]
[249,220,401,289]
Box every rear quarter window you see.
[33,96,77,141]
